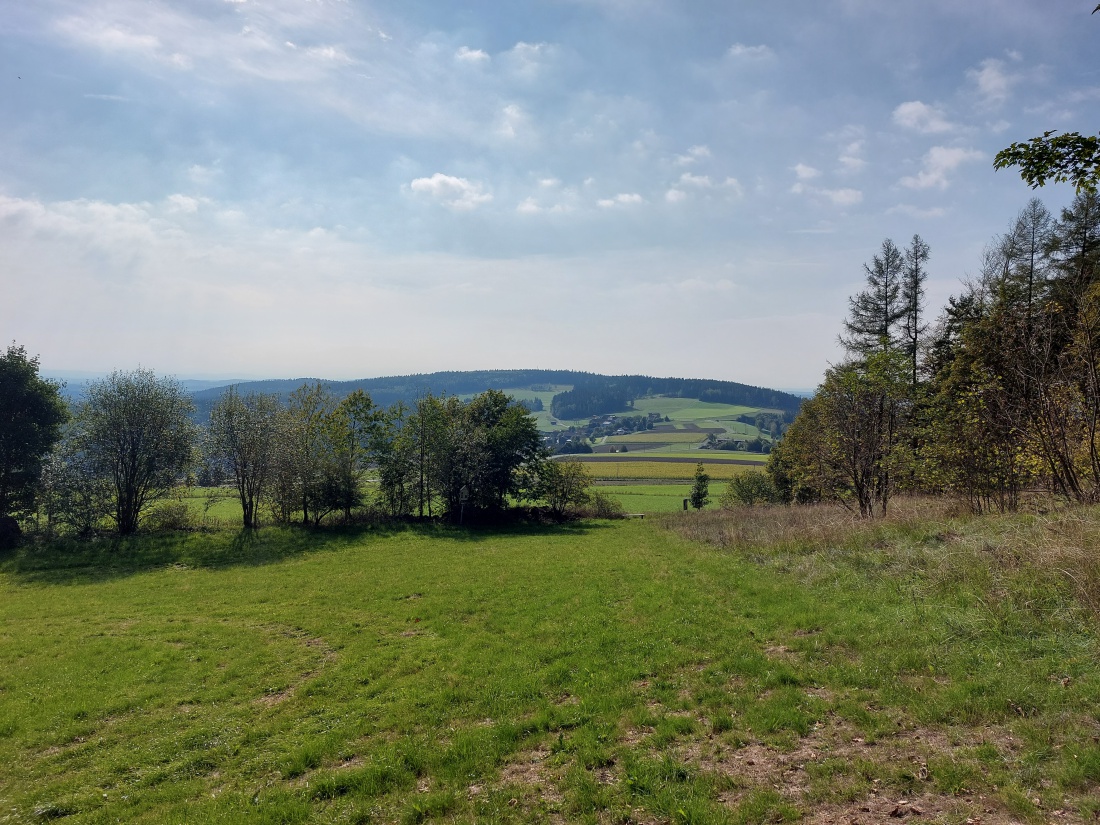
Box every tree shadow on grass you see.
[0,518,617,586]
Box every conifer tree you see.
[840,239,906,357]
[901,235,930,391]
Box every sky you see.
[2,0,1098,388]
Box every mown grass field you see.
[2,502,1099,824]
[597,483,729,513]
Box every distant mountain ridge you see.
[188,369,804,423]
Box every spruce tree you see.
[840,239,906,357]
[901,235,930,391]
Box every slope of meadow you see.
[1,504,1098,824]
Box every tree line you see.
[0,359,597,542]
[764,191,1100,516]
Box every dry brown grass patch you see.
[662,497,1100,620]
[661,717,1095,824]
[497,746,563,805]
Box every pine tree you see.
[840,239,907,357]
[901,235,930,391]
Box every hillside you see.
[2,506,1098,822]
[188,369,804,424]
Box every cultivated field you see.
[503,389,780,443]
[572,460,762,481]
[2,503,1099,823]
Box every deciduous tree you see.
[0,344,68,536]
[207,387,281,528]
[689,462,710,509]
[76,370,196,535]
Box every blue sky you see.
[2,0,1097,387]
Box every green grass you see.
[597,483,728,513]
[2,506,1099,823]
[178,487,244,522]
[627,398,774,421]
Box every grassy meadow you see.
[2,501,1100,823]
[596,484,729,513]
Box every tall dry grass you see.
[662,496,954,554]
[661,496,1100,621]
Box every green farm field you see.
[3,504,1100,823]
[520,391,780,440]
[597,483,729,513]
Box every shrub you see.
[581,489,625,519]
[721,471,779,507]
[146,500,195,532]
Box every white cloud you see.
[886,204,948,219]
[679,173,712,187]
[727,43,774,60]
[899,146,984,190]
[597,193,644,208]
[409,174,493,210]
[187,165,218,185]
[305,45,353,64]
[792,163,821,180]
[968,58,1017,106]
[839,158,866,173]
[791,184,862,207]
[722,178,744,198]
[664,175,742,199]
[892,101,953,134]
[516,197,572,215]
[504,41,556,80]
[674,145,711,166]
[496,103,532,140]
[822,188,862,207]
[455,46,490,64]
[827,126,868,174]
[166,194,202,213]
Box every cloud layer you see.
[1,1,1096,385]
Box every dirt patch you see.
[804,793,1012,824]
[621,725,655,747]
[674,721,1088,824]
[498,746,563,805]
[764,644,799,662]
[255,687,294,708]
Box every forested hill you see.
[188,369,804,422]
[549,375,802,420]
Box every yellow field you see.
[580,460,755,481]
[604,431,706,444]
